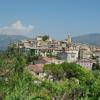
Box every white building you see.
[36,36,43,41]
[66,50,79,62]
[57,50,79,63]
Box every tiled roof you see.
[28,64,44,73]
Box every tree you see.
[44,63,64,81]
[42,35,49,41]
[1,48,100,100]
[92,60,100,70]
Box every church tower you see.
[66,35,72,44]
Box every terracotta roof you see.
[41,57,56,63]
[28,64,44,73]
[94,50,100,52]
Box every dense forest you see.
[0,48,100,100]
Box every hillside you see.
[73,33,100,46]
[0,34,28,50]
[0,33,100,50]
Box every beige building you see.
[79,45,92,59]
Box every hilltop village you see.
[10,35,100,77]
[1,35,100,99]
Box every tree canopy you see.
[42,35,49,41]
[0,49,100,100]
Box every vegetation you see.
[42,35,49,41]
[0,49,100,100]
[92,57,100,70]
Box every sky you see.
[0,0,100,39]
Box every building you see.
[57,49,79,63]
[76,59,94,69]
[79,45,92,59]
[93,50,100,57]
[36,36,43,41]
[66,35,72,44]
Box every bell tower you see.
[67,35,72,44]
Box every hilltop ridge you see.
[73,33,100,46]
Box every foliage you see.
[43,62,99,99]
[42,35,49,41]
[0,49,100,99]
[92,62,100,70]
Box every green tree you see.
[92,61,100,70]
[42,35,49,41]
[44,63,64,81]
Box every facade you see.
[66,50,79,62]
[66,35,72,44]
[57,49,79,63]
[76,59,93,69]
[14,35,100,69]
[36,36,43,41]
[97,57,100,64]
[79,45,92,59]
[94,50,100,57]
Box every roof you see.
[41,57,56,63]
[28,64,44,73]
[57,51,77,55]
[94,50,100,52]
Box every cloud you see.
[0,20,34,35]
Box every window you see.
[71,54,75,58]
